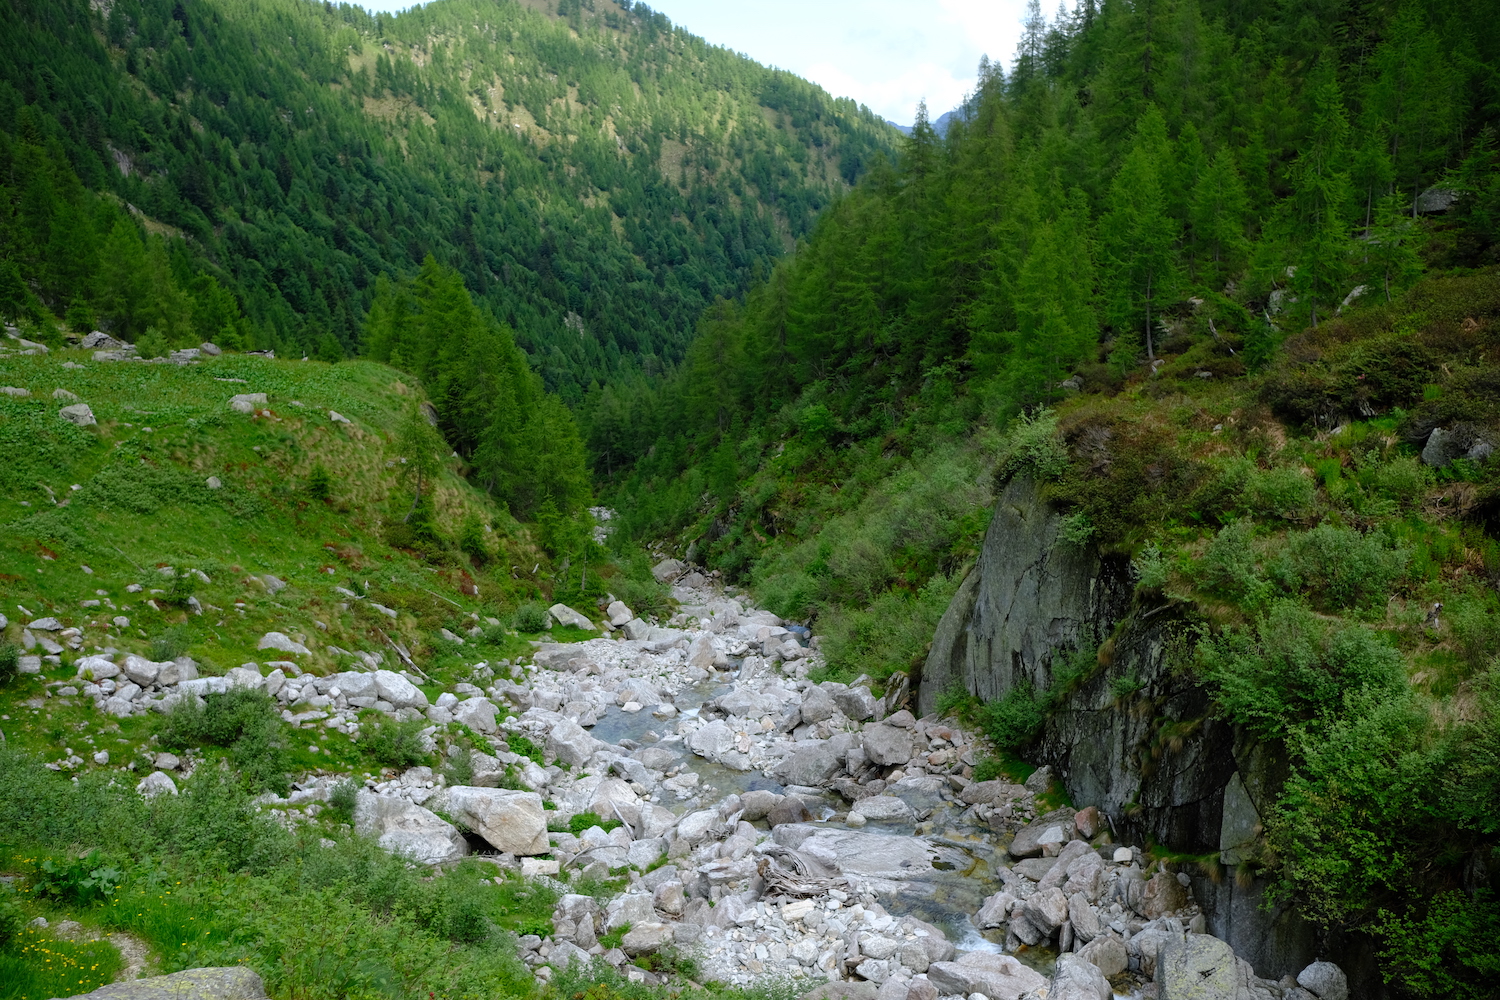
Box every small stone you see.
[137,770,179,797]
[229,393,268,414]
[1113,847,1133,863]
[206,476,223,489]
[93,751,110,765]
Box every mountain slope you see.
[0,0,896,395]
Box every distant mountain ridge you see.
[885,106,965,137]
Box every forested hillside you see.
[0,0,894,396]
[599,1,1500,993]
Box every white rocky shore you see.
[36,558,1348,1000]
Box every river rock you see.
[832,685,878,721]
[1068,891,1101,942]
[849,795,916,823]
[1008,807,1077,857]
[445,787,548,855]
[927,953,1046,1000]
[767,796,813,826]
[354,791,467,865]
[57,966,267,1000]
[689,719,737,759]
[783,741,842,785]
[547,717,600,767]
[1050,953,1111,1000]
[862,724,913,766]
[1023,886,1069,934]
[1296,962,1349,1000]
[1077,934,1127,977]
[740,789,779,821]
[1157,933,1237,1000]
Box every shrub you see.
[0,883,24,947]
[980,683,1047,751]
[1199,600,1405,740]
[441,748,474,786]
[1131,543,1170,590]
[135,326,169,359]
[359,716,428,769]
[1375,891,1500,1000]
[457,516,488,566]
[1058,511,1096,547]
[0,642,19,684]
[512,602,550,633]
[1287,522,1408,611]
[158,688,291,794]
[1249,465,1316,519]
[326,779,359,826]
[505,733,544,765]
[567,811,622,835]
[997,409,1069,482]
[1203,519,1265,604]
[150,626,190,662]
[32,850,123,906]
[306,464,334,502]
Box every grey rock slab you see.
[57,967,266,1000]
[927,953,1047,1000]
[1157,933,1237,1000]
[1024,886,1069,934]
[1296,962,1349,1000]
[849,795,916,823]
[782,740,842,786]
[446,786,548,855]
[228,393,267,414]
[1077,934,1127,977]
[800,685,837,724]
[832,685,878,721]
[374,669,428,709]
[451,697,498,734]
[547,717,601,767]
[354,791,467,865]
[688,719,736,759]
[1049,953,1111,1000]
[621,922,673,956]
[549,604,595,630]
[137,771,179,797]
[862,723,913,766]
[651,558,686,583]
[798,984,878,1000]
[257,632,310,656]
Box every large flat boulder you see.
[354,791,467,865]
[59,967,266,1000]
[1157,933,1237,1000]
[445,786,548,855]
[927,953,1046,1000]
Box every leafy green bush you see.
[505,733,544,765]
[1375,890,1500,1000]
[1131,543,1170,590]
[158,688,291,794]
[457,516,489,566]
[0,643,19,684]
[441,748,475,786]
[32,850,123,906]
[326,779,359,826]
[149,626,190,662]
[1058,511,1096,547]
[1203,519,1266,604]
[1199,600,1405,740]
[1248,465,1316,520]
[980,683,1047,751]
[1286,522,1408,611]
[358,716,428,770]
[0,884,27,947]
[997,409,1069,482]
[512,602,550,633]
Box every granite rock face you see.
[58,967,266,1000]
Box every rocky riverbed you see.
[54,558,1349,1000]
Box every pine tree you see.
[1190,148,1250,289]
[1287,71,1352,328]
[1100,107,1180,360]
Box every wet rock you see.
[767,796,813,826]
[1157,933,1236,1000]
[689,719,737,759]
[959,779,1026,805]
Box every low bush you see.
[1286,522,1408,611]
[0,643,19,684]
[157,689,291,794]
[357,716,429,770]
[512,602,550,633]
[1199,600,1405,740]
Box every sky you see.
[355,0,1034,125]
